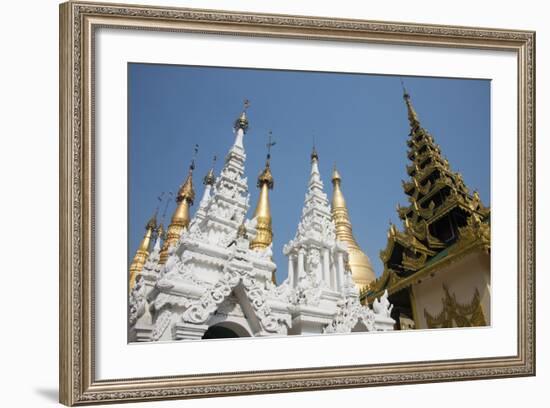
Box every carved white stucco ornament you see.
[128,114,394,342]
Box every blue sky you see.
[128,63,490,283]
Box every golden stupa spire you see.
[250,131,275,253]
[331,165,376,289]
[401,79,421,130]
[159,145,198,264]
[129,211,157,290]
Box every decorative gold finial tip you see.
[177,172,195,204]
[146,214,157,230]
[203,168,215,186]
[310,146,319,162]
[257,165,274,189]
[234,111,249,132]
[332,166,342,183]
[234,100,250,132]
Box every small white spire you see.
[308,147,324,191]
[199,184,213,207]
[232,100,250,151]
[153,234,162,252]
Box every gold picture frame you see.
[59,1,535,405]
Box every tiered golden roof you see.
[159,162,196,264]
[362,89,490,303]
[331,166,376,289]
[129,212,157,289]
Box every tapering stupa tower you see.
[159,151,197,264]
[129,212,157,289]
[331,166,376,289]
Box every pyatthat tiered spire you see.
[159,147,197,264]
[283,147,351,295]
[181,100,253,256]
[200,156,217,206]
[250,132,275,253]
[365,85,490,303]
[331,166,376,289]
[129,212,157,289]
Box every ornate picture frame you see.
[59,1,535,405]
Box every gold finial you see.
[330,167,376,289]
[250,131,275,251]
[310,135,319,162]
[203,155,217,186]
[331,164,346,209]
[332,164,342,183]
[146,212,157,231]
[160,146,198,264]
[129,209,157,289]
[234,99,250,133]
[311,145,319,163]
[257,131,275,189]
[401,79,420,129]
[176,144,198,205]
[257,164,274,189]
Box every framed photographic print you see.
[59,1,535,405]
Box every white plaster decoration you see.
[324,296,376,334]
[151,309,173,341]
[128,276,147,327]
[174,323,209,340]
[128,114,394,342]
[373,289,394,318]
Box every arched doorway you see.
[202,325,239,339]
[201,321,251,339]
